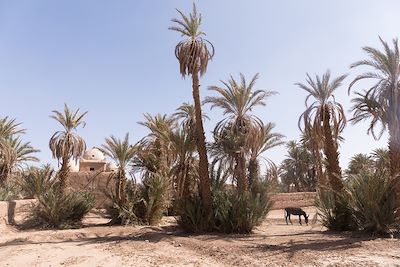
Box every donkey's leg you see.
[285,212,288,225]
[299,215,302,225]
[288,214,292,224]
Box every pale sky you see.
[0,0,397,169]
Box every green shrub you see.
[176,193,213,233]
[106,181,143,225]
[178,175,274,234]
[347,170,400,234]
[315,187,355,231]
[107,170,172,225]
[213,181,274,234]
[22,166,95,229]
[18,165,55,198]
[29,185,95,229]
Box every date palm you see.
[100,133,136,206]
[300,125,326,186]
[49,104,87,190]
[371,148,390,171]
[0,137,39,183]
[346,153,373,176]
[349,38,400,205]
[170,3,214,214]
[297,70,347,195]
[205,73,275,193]
[0,117,26,184]
[247,122,284,186]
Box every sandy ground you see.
[0,207,399,267]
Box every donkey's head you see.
[305,214,309,225]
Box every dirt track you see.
[0,208,399,267]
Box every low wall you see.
[271,192,316,210]
[0,199,36,226]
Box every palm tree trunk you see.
[248,157,259,188]
[58,155,70,192]
[235,154,247,193]
[388,124,400,209]
[322,109,344,194]
[115,170,126,206]
[312,144,325,186]
[192,72,212,216]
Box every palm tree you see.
[371,148,390,171]
[0,117,38,184]
[0,137,39,183]
[0,117,26,184]
[247,122,284,186]
[297,70,347,195]
[300,125,326,186]
[348,38,400,205]
[205,73,275,193]
[346,153,373,176]
[99,133,136,205]
[279,140,315,192]
[170,3,214,214]
[49,104,87,190]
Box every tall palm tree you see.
[247,122,284,186]
[99,133,136,205]
[170,3,214,214]
[297,70,347,195]
[49,104,87,190]
[348,38,400,206]
[205,73,275,193]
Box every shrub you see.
[177,193,213,232]
[29,186,95,229]
[213,179,274,234]
[18,165,55,198]
[315,187,355,231]
[106,181,143,225]
[346,170,400,234]
[22,166,95,229]
[107,170,172,226]
[178,174,274,234]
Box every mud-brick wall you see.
[271,192,316,210]
[68,171,115,208]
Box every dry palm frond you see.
[297,70,348,140]
[349,38,400,139]
[49,104,87,162]
[169,3,214,77]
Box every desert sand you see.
[0,207,399,267]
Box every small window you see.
[90,167,95,171]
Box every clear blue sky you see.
[0,0,398,169]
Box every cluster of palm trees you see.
[278,37,400,217]
[1,4,400,231]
